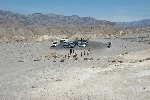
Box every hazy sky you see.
[0,0,150,22]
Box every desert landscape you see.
[0,10,150,100]
[0,26,150,100]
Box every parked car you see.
[71,41,78,46]
[78,42,87,47]
[60,38,69,43]
[77,40,88,46]
[63,43,70,48]
[63,42,76,48]
[51,41,59,47]
[68,42,76,48]
[83,40,88,45]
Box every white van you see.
[60,39,69,43]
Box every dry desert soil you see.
[0,32,150,100]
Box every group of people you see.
[53,48,91,62]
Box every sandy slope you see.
[0,32,150,100]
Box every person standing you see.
[68,53,70,59]
[73,53,78,60]
[88,48,90,52]
[87,51,90,56]
[53,54,57,62]
[73,53,77,58]
[81,52,82,57]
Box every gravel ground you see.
[0,32,150,100]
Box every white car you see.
[51,41,59,47]
[78,43,87,47]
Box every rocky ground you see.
[0,32,150,100]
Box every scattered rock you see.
[84,58,89,60]
[56,79,62,81]
[18,60,24,62]
[34,59,41,61]
[139,60,143,62]
[124,52,128,54]
[32,86,37,88]
[112,60,116,63]
[118,61,123,63]
[60,58,65,62]
[145,57,150,60]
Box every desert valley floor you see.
[0,32,150,100]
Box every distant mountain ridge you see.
[117,19,150,28]
[0,10,115,26]
[1,10,150,28]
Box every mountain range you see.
[117,19,150,28]
[0,10,150,28]
[0,10,115,26]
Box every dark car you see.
[83,40,88,45]
[63,43,70,48]
[63,42,76,48]
[71,41,78,46]
[68,42,76,48]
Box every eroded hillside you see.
[1,25,150,43]
[0,25,125,43]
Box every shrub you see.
[112,60,116,63]
[139,60,143,62]
[18,60,24,62]
[118,61,123,63]
[84,58,89,60]
[145,57,150,60]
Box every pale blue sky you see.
[0,0,150,22]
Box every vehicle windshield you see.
[79,43,85,45]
